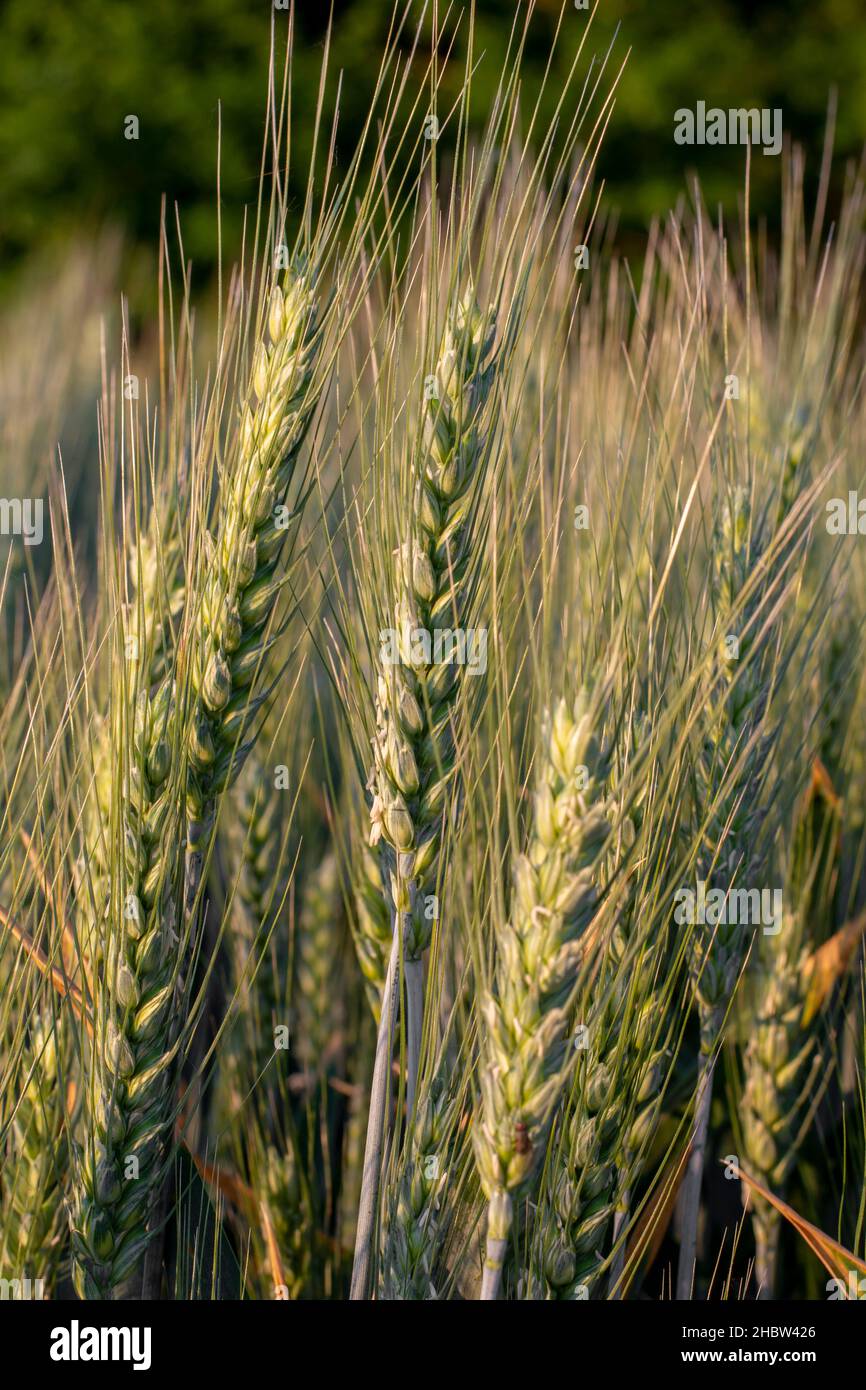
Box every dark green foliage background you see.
[0,0,863,289]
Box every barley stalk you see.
[339,1007,375,1254]
[348,917,403,1298]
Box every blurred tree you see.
[0,0,863,293]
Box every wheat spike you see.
[474,690,611,1299]
[185,259,324,909]
[380,1068,458,1300]
[742,767,842,1296]
[367,289,498,971]
[70,673,186,1298]
[1,1013,68,1295]
[677,487,777,1300]
[295,849,343,1074]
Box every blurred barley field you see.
[1,3,866,1308]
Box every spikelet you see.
[351,836,391,1018]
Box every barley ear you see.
[741,766,842,1296]
[367,288,499,959]
[474,688,611,1299]
[678,487,776,1301]
[380,1065,460,1300]
[185,258,324,912]
[350,289,501,1299]
[1,1011,68,1295]
[295,849,343,1074]
[70,675,186,1300]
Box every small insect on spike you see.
[514,1120,531,1156]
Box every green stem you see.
[480,1189,513,1301]
[350,906,404,1299]
[753,1204,780,1299]
[608,1181,630,1298]
[405,956,424,1120]
[676,1042,716,1300]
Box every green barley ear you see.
[75,491,185,984]
[70,476,193,1299]
[474,687,612,1299]
[368,287,499,964]
[258,1141,311,1300]
[677,486,781,1300]
[211,745,315,1299]
[295,849,344,1075]
[1,1009,68,1296]
[741,763,842,1297]
[380,1061,461,1301]
[690,488,772,1032]
[186,256,325,906]
[211,749,290,1139]
[529,699,683,1301]
[531,1046,624,1300]
[349,288,505,1298]
[816,592,863,799]
[71,668,187,1300]
[533,934,671,1302]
